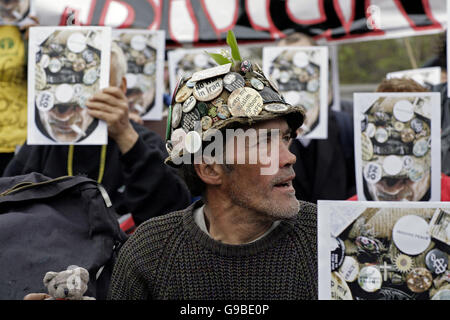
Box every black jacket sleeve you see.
[118,123,191,225]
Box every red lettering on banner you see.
[285,0,326,25]
[147,0,162,30]
[200,0,239,39]
[421,0,442,29]
[393,0,441,31]
[98,0,135,28]
[58,7,81,26]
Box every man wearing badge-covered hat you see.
[4,42,191,227]
[108,32,318,300]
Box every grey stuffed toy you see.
[43,265,95,300]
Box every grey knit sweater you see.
[107,200,318,300]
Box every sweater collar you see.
[182,200,296,257]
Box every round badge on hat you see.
[36,91,54,112]
[394,121,405,132]
[67,32,87,53]
[293,51,309,68]
[73,58,86,72]
[364,162,382,184]
[201,116,213,130]
[83,68,98,85]
[250,78,264,91]
[175,84,193,103]
[193,77,224,102]
[55,84,74,103]
[182,96,196,113]
[425,249,448,275]
[217,105,231,119]
[406,268,433,293]
[375,127,388,143]
[338,256,359,282]
[307,79,319,92]
[410,118,424,134]
[358,266,382,293]
[82,49,95,64]
[383,155,403,176]
[48,58,62,73]
[171,103,182,128]
[408,163,424,182]
[401,128,415,143]
[331,237,345,271]
[394,254,414,273]
[393,100,414,122]
[40,54,50,68]
[264,103,289,113]
[365,123,376,138]
[402,156,414,170]
[223,72,245,92]
[181,108,201,133]
[130,35,147,51]
[227,87,263,117]
[432,289,450,300]
[392,215,431,255]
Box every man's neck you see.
[202,198,274,245]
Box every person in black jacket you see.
[3,43,191,226]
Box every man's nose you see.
[279,141,296,167]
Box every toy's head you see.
[43,266,89,300]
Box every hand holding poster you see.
[28,26,111,145]
[318,201,450,300]
[112,29,165,120]
[354,93,441,201]
[263,46,328,139]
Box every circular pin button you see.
[197,102,208,117]
[36,91,54,111]
[73,58,86,72]
[394,254,414,273]
[307,79,319,92]
[383,155,403,176]
[279,71,290,84]
[331,272,353,300]
[67,32,87,53]
[175,84,193,103]
[171,103,182,128]
[185,131,202,154]
[201,116,213,130]
[400,128,415,143]
[393,215,431,255]
[331,237,345,271]
[364,162,382,184]
[413,138,428,157]
[410,118,424,133]
[40,54,50,68]
[432,289,450,300]
[263,103,289,113]
[82,49,95,64]
[408,163,424,182]
[48,58,62,73]
[193,77,224,102]
[358,266,382,292]
[338,256,359,282]
[402,156,414,170]
[217,105,231,119]
[425,249,448,275]
[375,127,388,143]
[55,84,74,103]
[394,121,405,132]
[250,78,264,91]
[182,96,196,113]
[223,72,245,92]
[83,68,98,85]
[406,268,433,293]
[365,123,376,138]
[143,62,156,75]
[355,236,380,254]
[227,87,263,117]
[393,100,414,122]
[131,35,147,51]
[240,60,252,73]
[293,51,309,68]
[181,108,201,133]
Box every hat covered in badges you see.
[165,31,305,166]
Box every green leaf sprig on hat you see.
[206,30,242,70]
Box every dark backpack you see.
[0,173,127,300]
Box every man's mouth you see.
[48,105,83,135]
[375,177,413,201]
[273,175,295,192]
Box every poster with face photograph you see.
[354,93,441,202]
[0,0,34,26]
[387,67,441,91]
[28,26,111,145]
[112,29,165,120]
[263,46,328,139]
[318,200,450,300]
[168,46,262,98]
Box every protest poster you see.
[28,26,111,145]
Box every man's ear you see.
[120,76,127,94]
[194,162,225,186]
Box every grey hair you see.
[110,42,127,87]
